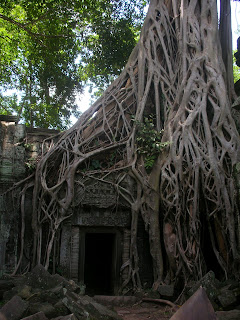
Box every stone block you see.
[170,287,217,320]
[28,303,56,319]
[51,315,77,320]
[25,265,60,290]
[216,310,240,320]
[217,289,237,309]
[0,295,29,320]
[29,289,60,305]
[187,271,219,301]
[0,280,14,299]
[20,311,48,320]
[52,274,81,294]
[62,290,121,320]
[3,287,19,301]
[158,284,174,297]
[53,301,70,317]
[18,285,32,300]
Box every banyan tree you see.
[10,0,240,294]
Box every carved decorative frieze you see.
[72,207,131,227]
[74,181,117,208]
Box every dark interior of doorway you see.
[84,233,115,295]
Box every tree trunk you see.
[219,0,236,100]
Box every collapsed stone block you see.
[25,265,60,290]
[187,271,219,301]
[51,315,77,320]
[0,295,29,320]
[0,280,14,299]
[217,289,237,309]
[28,303,56,319]
[62,289,121,320]
[170,287,217,320]
[157,284,174,297]
[20,311,48,320]
[216,309,240,320]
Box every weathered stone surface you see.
[170,287,217,320]
[51,315,77,320]
[187,271,219,301]
[20,311,48,320]
[28,289,60,305]
[81,182,117,208]
[62,290,121,320]
[53,301,70,317]
[25,265,61,290]
[2,286,18,301]
[217,289,237,309]
[157,284,174,297]
[18,285,32,300]
[0,295,29,320]
[0,280,14,299]
[72,206,131,227]
[52,275,81,294]
[28,303,56,319]
[0,123,26,274]
[216,309,240,320]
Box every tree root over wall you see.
[8,0,240,294]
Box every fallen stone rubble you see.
[186,271,240,311]
[1,268,240,320]
[0,265,121,320]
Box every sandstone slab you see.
[170,287,217,320]
[20,311,48,320]
[216,309,240,320]
[0,295,29,320]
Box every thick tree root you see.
[7,0,240,291]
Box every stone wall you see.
[0,119,26,275]
[0,116,59,275]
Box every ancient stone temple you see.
[58,180,153,295]
[0,115,153,294]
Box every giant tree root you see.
[8,0,240,292]
[142,298,179,312]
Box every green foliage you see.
[89,150,118,171]
[0,94,20,116]
[25,157,36,172]
[23,143,33,151]
[134,116,169,170]
[90,159,101,170]
[79,12,144,95]
[0,0,82,129]
[233,50,240,82]
[0,0,148,128]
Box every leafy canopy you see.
[0,0,148,129]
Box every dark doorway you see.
[84,233,115,295]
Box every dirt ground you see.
[114,301,175,320]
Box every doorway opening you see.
[84,232,115,295]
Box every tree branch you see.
[0,13,74,44]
